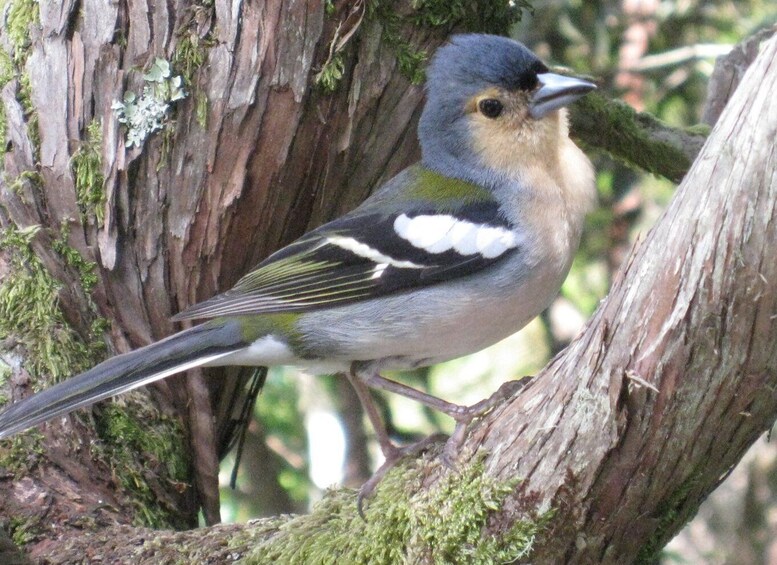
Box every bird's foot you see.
[357,432,447,519]
[353,375,531,518]
[441,378,531,468]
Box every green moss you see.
[195,92,208,128]
[392,40,427,86]
[0,225,186,529]
[53,226,100,292]
[7,169,42,197]
[4,0,40,65]
[0,360,9,405]
[172,4,215,128]
[0,48,11,169]
[15,70,32,112]
[0,357,45,474]
[0,0,41,165]
[0,47,13,88]
[0,225,99,384]
[173,30,212,127]
[570,92,707,183]
[0,100,6,168]
[634,472,704,564]
[8,515,43,546]
[173,29,211,87]
[316,1,529,92]
[0,429,45,473]
[70,119,106,226]
[94,402,192,529]
[17,73,39,159]
[240,453,550,564]
[410,0,530,33]
[366,0,530,86]
[365,2,428,85]
[315,52,345,93]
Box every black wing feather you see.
[173,202,517,321]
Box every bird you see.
[0,34,596,505]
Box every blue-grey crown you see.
[426,34,547,98]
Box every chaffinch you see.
[0,33,596,506]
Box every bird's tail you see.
[0,320,248,439]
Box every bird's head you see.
[419,34,595,182]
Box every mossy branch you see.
[38,453,550,564]
[569,91,709,183]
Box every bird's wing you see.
[172,200,521,321]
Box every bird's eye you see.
[478,98,503,119]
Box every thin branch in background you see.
[623,43,733,72]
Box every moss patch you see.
[173,4,216,128]
[317,1,530,92]
[240,453,550,564]
[70,119,106,226]
[570,92,707,183]
[0,46,13,87]
[0,225,99,385]
[52,223,100,295]
[8,514,44,546]
[94,401,192,529]
[0,225,188,529]
[17,72,39,160]
[315,51,345,93]
[3,0,39,65]
[634,472,704,564]
[0,427,44,474]
[1,0,42,164]
[369,0,530,85]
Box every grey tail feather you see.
[0,320,248,439]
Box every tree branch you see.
[2,2,775,561]
[569,92,708,183]
[470,31,777,563]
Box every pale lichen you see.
[112,58,187,149]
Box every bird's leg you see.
[347,365,529,516]
[345,366,445,518]
[358,372,530,466]
[344,367,398,460]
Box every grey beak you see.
[529,73,596,119]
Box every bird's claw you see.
[357,378,531,518]
[442,377,531,468]
[357,432,447,520]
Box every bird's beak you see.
[529,73,596,119]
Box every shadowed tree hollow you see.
[0,1,775,563]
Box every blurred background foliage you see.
[220,1,777,562]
